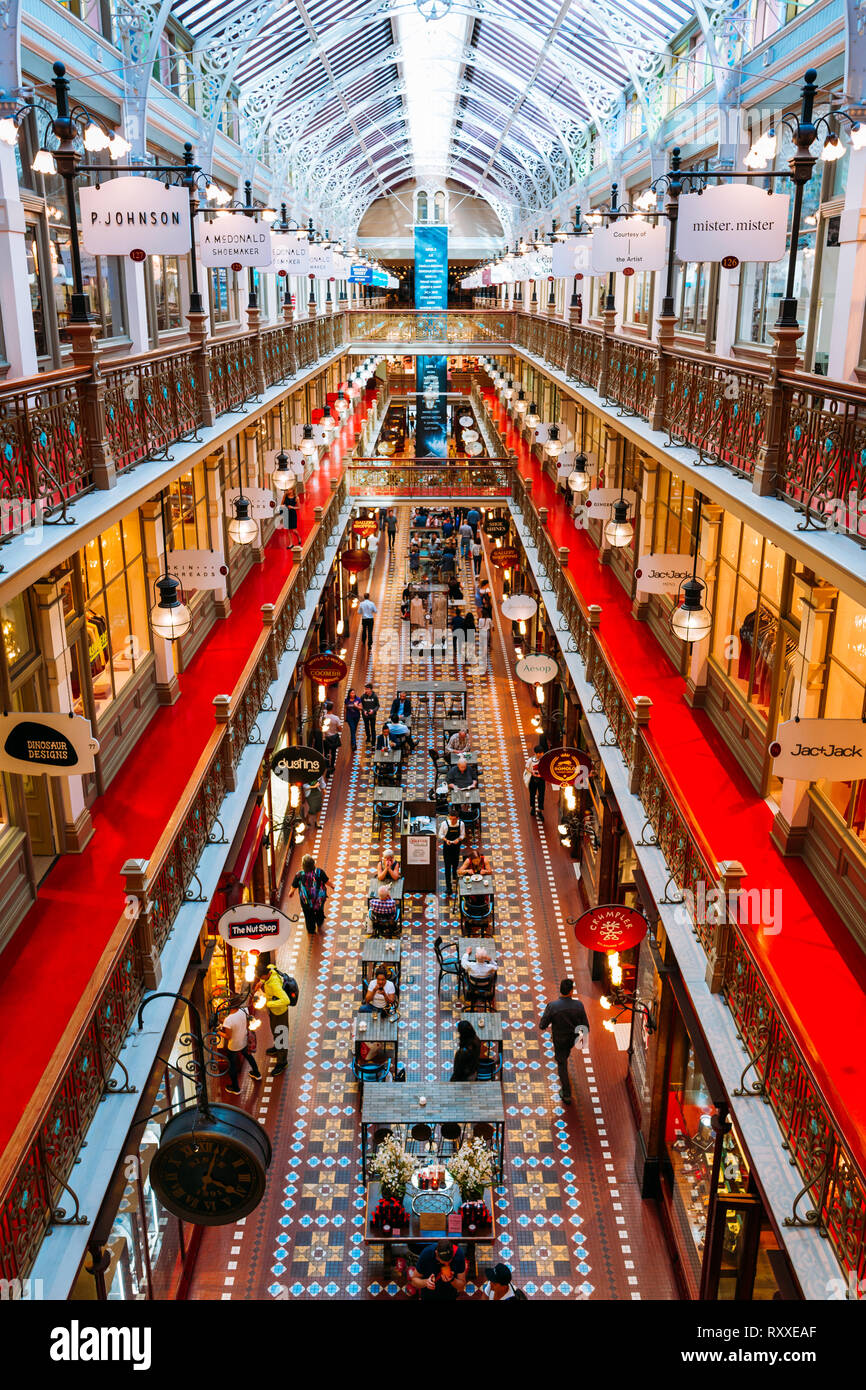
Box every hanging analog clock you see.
[149,1103,272,1225]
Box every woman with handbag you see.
[289,853,330,934]
[220,994,262,1093]
[524,743,545,819]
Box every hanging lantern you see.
[515,390,527,415]
[335,392,350,419]
[228,495,258,545]
[319,404,336,443]
[604,497,633,548]
[525,401,540,428]
[567,452,590,493]
[299,424,317,458]
[671,497,711,642]
[150,574,192,641]
[271,450,294,490]
[544,425,562,461]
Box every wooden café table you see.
[400,678,467,721]
[361,1081,505,1180]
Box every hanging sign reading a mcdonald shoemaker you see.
[0,712,100,776]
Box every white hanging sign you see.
[677,184,790,264]
[168,548,229,590]
[557,450,575,478]
[0,712,99,776]
[80,178,191,256]
[224,486,278,520]
[591,219,666,274]
[585,487,638,514]
[515,654,559,685]
[217,902,295,950]
[270,233,309,275]
[307,244,334,278]
[635,553,701,595]
[771,718,866,782]
[200,215,273,267]
[573,237,594,273]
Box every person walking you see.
[366,528,379,565]
[289,853,330,934]
[438,809,465,897]
[539,978,590,1105]
[321,701,342,775]
[360,683,380,746]
[358,592,377,647]
[524,743,546,819]
[220,994,262,1093]
[344,688,363,753]
[471,536,482,575]
[302,775,325,830]
[386,510,398,550]
[255,962,291,1074]
[458,518,473,560]
[279,487,300,547]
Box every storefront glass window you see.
[166,465,210,550]
[652,469,696,555]
[624,270,652,327]
[662,1015,716,1298]
[79,517,151,716]
[1,593,35,674]
[710,517,789,722]
[816,592,866,838]
[152,255,182,332]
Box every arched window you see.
[416,190,428,222]
[433,190,446,223]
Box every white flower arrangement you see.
[446,1137,494,1196]
[370,1136,416,1197]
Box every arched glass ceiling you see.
[172,0,695,232]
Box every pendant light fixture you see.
[525,401,540,429]
[271,447,295,491]
[319,402,335,444]
[515,389,527,416]
[671,494,712,642]
[150,491,192,641]
[604,464,633,548]
[544,425,562,461]
[334,391,349,420]
[568,453,590,493]
[299,423,317,459]
[228,491,258,545]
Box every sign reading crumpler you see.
[573,904,648,955]
[271,745,327,783]
[80,178,191,255]
[217,903,295,950]
[200,215,272,268]
[634,553,700,595]
[677,184,790,264]
[0,712,99,776]
[770,718,866,781]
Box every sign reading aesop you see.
[0,712,100,776]
[200,215,272,268]
[80,178,191,256]
[515,654,559,685]
[270,745,327,783]
[770,718,866,781]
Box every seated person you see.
[375,722,395,753]
[387,717,415,753]
[438,548,455,577]
[448,756,477,791]
[376,849,400,882]
[448,578,464,601]
[446,728,471,756]
[409,1241,467,1302]
[369,884,399,931]
[458,847,491,877]
[451,609,466,637]
[390,691,412,721]
[409,543,421,574]
[461,944,498,983]
[360,968,397,1015]
[450,1020,481,1081]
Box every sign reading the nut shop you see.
[304,653,348,685]
[537,746,592,786]
[340,548,372,573]
[270,745,327,783]
[217,903,295,950]
[573,904,648,955]
[488,546,520,569]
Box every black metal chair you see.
[460,896,493,935]
[439,1122,463,1157]
[368,903,402,938]
[351,1056,392,1100]
[407,1122,434,1158]
[476,1053,502,1081]
[434,936,462,1000]
[463,969,497,1012]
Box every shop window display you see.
[75,517,151,715]
[816,591,866,839]
[710,517,791,721]
[662,1020,716,1298]
[166,465,210,551]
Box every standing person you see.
[344,688,363,753]
[466,505,481,535]
[366,528,379,565]
[359,592,377,647]
[390,691,412,722]
[449,1020,482,1081]
[524,743,546,819]
[477,610,492,671]
[220,994,262,1093]
[280,487,299,546]
[483,1264,525,1300]
[321,701,342,775]
[539,978,590,1106]
[471,535,483,575]
[386,510,398,550]
[378,505,388,534]
[431,587,448,651]
[289,853,330,935]
[360,683,380,746]
[438,808,465,896]
[302,774,325,830]
[254,962,291,1075]
[458,517,473,559]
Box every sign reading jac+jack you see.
[677,184,790,264]
[80,178,191,256]
[635,553,701,596]
[770,717,866,781]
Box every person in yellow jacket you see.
[255,962,290,1074]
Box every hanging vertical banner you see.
[414,224,448,310]
[416,355,449,458]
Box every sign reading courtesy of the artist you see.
[271,745,327,783]
[224,487,277,520]
[677,184,790,264]
[590,219,666,274]
[770,718,866,782]
[218,902,295,950]
[80,178,191,256]
[200,215,272,268]
[168,549,228,590]
[0,712,99,776]
[573,903,648,955]
[635,552,701,595]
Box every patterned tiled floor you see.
[187,507,677,1301]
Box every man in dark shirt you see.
[360,683,380,746]
[448,757,477,791]
[390,692,412,721]
[409,1241,467,1301]
[539,978,590,1105]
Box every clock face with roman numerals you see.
[150,1128,268,1225]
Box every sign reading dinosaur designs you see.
[0,712,99,776]
[770,718,866,782]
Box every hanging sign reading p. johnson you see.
[770,718,866,782]
[80,178,191,256]
[200,215,272,268]
[0,712,99,776]
[677,184,790,264]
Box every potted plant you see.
[447,1137,495,1201]
[369,1136,415,1201]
